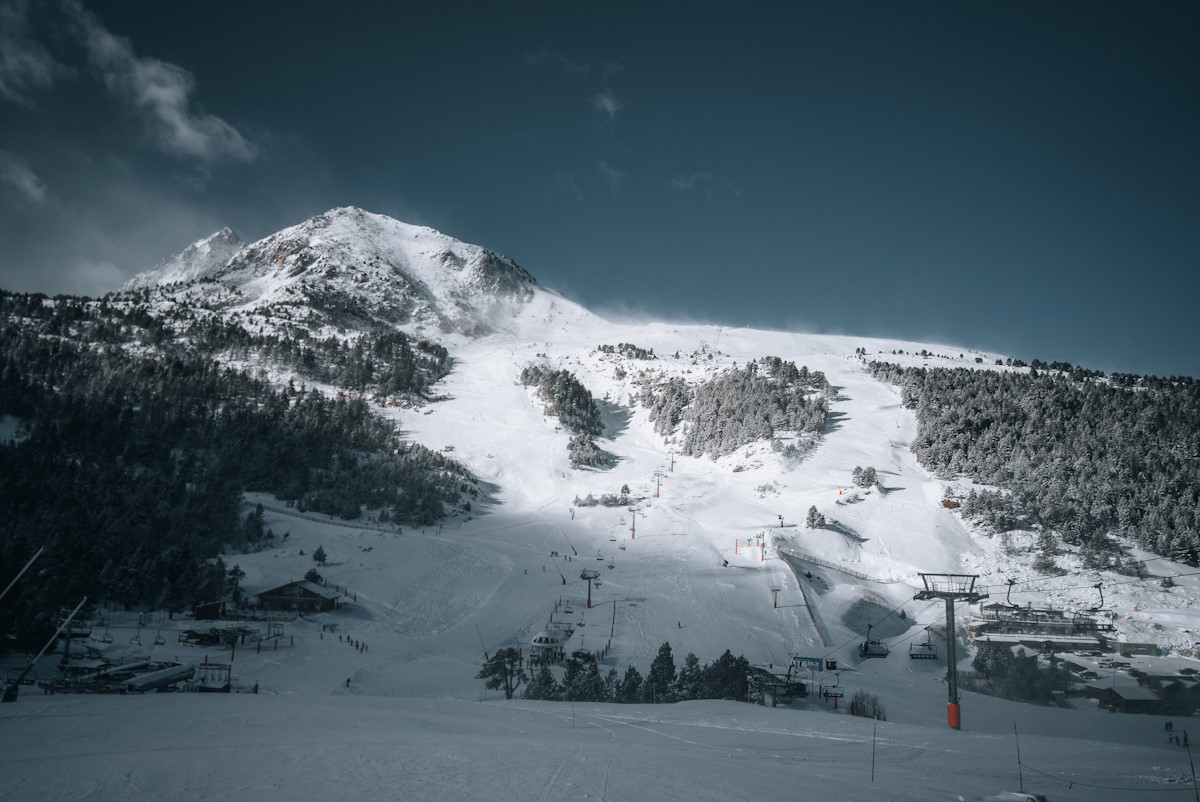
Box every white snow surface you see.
[6,210,1200,801]
[123,226,243,290]
[123,206,563,337]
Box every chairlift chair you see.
[909,628,937,660]
[858,624,889,658]
[154,630,165,646]
[100,628,113,644]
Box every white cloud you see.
[65,1,255,163]
[670,171,740,202]
[0,150,47,204]
[601,60,624,78]
[547,170,582,203]
[596,161,624,194]
[670,171,713,194]
[66,258,126,297]
[591,89,621,123]
[0,0,67,105]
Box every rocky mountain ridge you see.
[121,206,553,338]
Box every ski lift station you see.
[529,630,565,663]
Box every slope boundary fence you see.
[777,547,900,585]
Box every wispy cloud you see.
[520,48,590,77]
[65,1,255,163]
[596,161,624,194]
[547,170,583,203]
[670,171,740,202]
[66,257,126,298]
[591,89,621,123]
[0,0,67,106]
[0,150,47,204]
[670,171,713,194]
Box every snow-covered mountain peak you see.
[124,207,591,339]
[124,226,243,290]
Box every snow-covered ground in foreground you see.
[5,307,1200,801]
[4,693,1198,801]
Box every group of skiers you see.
[338,634,368,653]
[1165,720,1189,747]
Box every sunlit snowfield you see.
[5,297,1199,801]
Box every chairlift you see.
[1005,578,1020,608]
[129,631,142,646]
[858,624,889,658]
[618,544,626,551]
[909,627,937,660]
[1090,581,1105,613]
[564,605,574,615]
[153,630,165,646]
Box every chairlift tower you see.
[913,573,987,730]
[580,568,601,608]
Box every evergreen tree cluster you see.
[597,342,655,360]
[851,466,877,488]
[573,488,630,508]
[1,290,451,405]
[870,361,1200,564]
[643,376,693,437]
[970,642,1067,706]
[519,365,605,436]
[0,292,476,650]
[519,642,750,704]
[641,357,830,458]
[567,433,609,469]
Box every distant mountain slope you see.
[123,227,243,290]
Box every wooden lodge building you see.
[255,580,342,613]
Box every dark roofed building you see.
[256,580,341,613]
[1087,681,1163,714]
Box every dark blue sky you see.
[1,1,1197,377]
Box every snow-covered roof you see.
[256,580,341,601]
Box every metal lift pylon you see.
[913,573,987,730]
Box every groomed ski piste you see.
[5,273,1200,800]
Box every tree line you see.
[478,641,750,704]
[869,360,1200,566]
[0,290,476,652]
